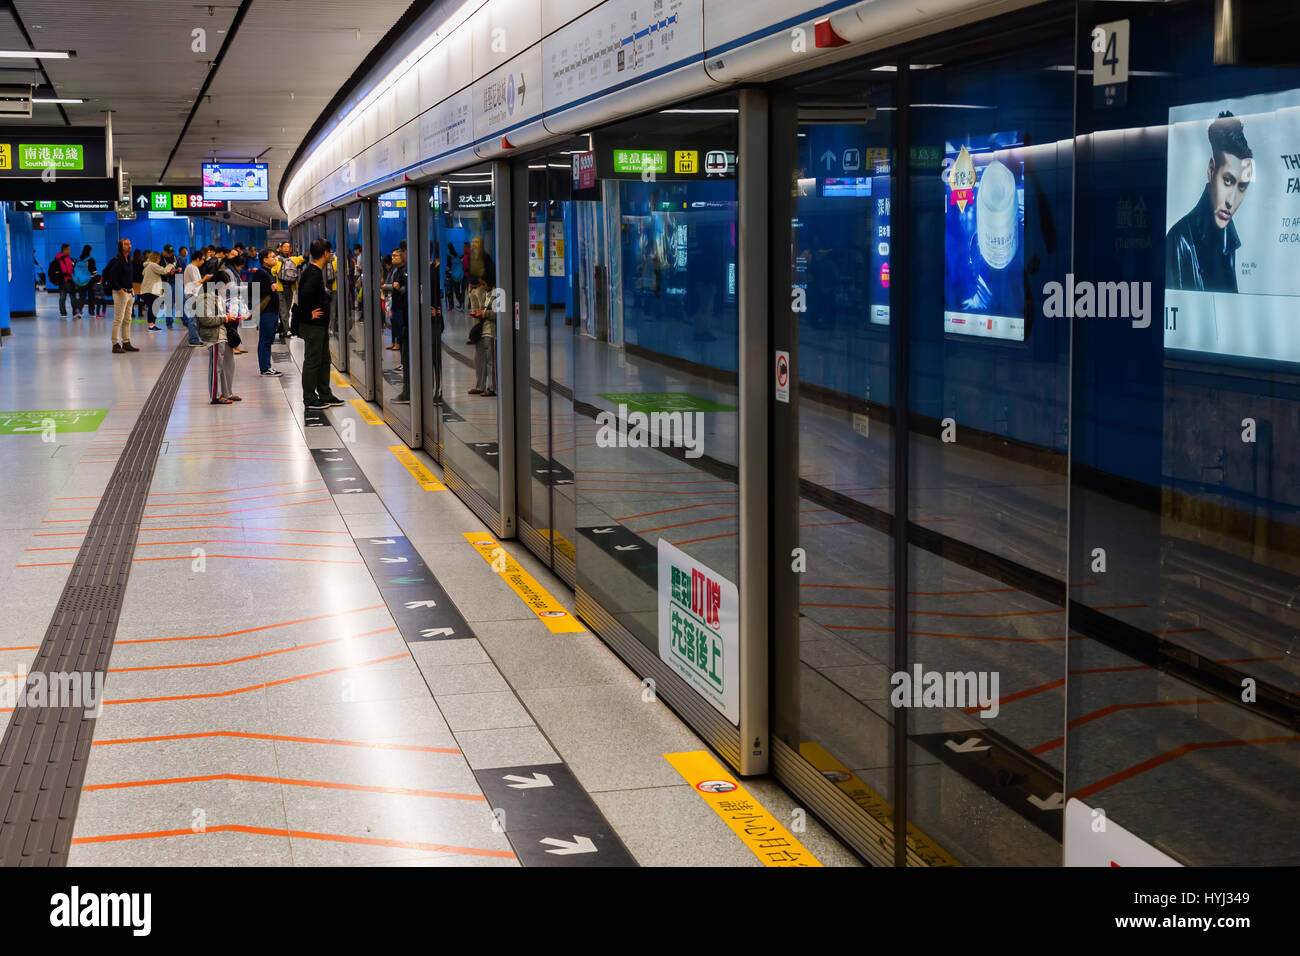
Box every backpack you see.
[49,257,63,284]
[278,257,299,283]
[73,259,92,287]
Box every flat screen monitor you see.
[202,162,269,201]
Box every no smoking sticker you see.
[775,350,790,404]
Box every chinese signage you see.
[451,185,493,211]
[612,149,666,174]
[18,144,84,171]
[571,150,595,190]
[658,538,739,723]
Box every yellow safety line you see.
[665,751,822,867]
[388,445,446,491]
[537,529,576,563]
[462,532,585,633]
[798,741,961,866]
[350,399,382,425]
[330,369,352,389]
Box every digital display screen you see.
[822,177,872,198]
[1164,90,1300,365]
[202,163,269,201]
[942,131,1026,342]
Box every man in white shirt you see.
[182,247,208,347]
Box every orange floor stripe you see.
[104,652,407,705]
[92,730,461,754]
[26,538,354,552]
[1073,734,1300,799]
[114,604,385,646]
[18,552,362,568]
[84,772,485,801]
[70,824,516,859]
[108,627,395,672]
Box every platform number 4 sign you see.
[1092,20,1129,109]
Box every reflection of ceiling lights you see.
[33,97,83,104]
[0,49,73,58]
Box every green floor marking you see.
[0,409,109,435]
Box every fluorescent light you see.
[32,97,83,104]
[0,49,72,58]
[659,108,738,113]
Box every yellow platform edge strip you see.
[665,750,822,867]
[330,369,352,389]
[388,445,446,491]
[462,532,585,633]
[349,398,382,424]
[798,741,961,867]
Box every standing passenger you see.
[104,239,137,353]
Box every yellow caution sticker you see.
[389,445,445,491]
[463,532,585,633]
[330,369,352,389]
[798,741,960,866]
[537,529,576,563]
[350,398,382,424]
[666,751,821,867]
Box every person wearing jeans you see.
[251,250,281,375]
[182,247,207,346]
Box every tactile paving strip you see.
[0,343,192,866]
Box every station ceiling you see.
[0,0,416,218]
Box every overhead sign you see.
[657,538,739,724]
[571,150,595,190]
[15,199,113,212]
[451,184,493,211]
[0,127,105,178]
[130,186,226,215]
[595,136,738,181]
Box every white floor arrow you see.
[592,528,614,534]
[368,538,396,544]
[1027,792,1065,810]
[503,772,552,789]
[614,544,639,551]
[539,835,596,855]
[945,737,991,753]
[404,600,438,609]
[379,556,407,563]
[419,627,455,638]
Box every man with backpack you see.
[72,246,95,319]
[50,245,75,317]
[273,241,302,343]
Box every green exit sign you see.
[34,200,55,211]
[151,191,171,211]
[612,149,667,174]
[18,144,84,170]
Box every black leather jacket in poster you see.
[1165,187,1240,293]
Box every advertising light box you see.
[1163,89,1300,366]
[202,162,269,201]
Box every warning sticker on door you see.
[657,538,739,725]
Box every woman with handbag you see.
[467,275,496,397]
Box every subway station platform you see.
[0,301,857,868]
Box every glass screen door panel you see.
[345,202,370,395]
[376,187,417,440]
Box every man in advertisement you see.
[1165,111,1254,293]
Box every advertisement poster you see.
[202,162,269,201]
[870,151,891,326]
[657,538,739,724]
[549,219,566,277]
[1164,90,1300,364]
[528,221,544,277]
[943,131,1026,342]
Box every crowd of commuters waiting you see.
[45,230,496,407]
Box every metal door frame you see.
[416,184,441,461]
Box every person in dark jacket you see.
[130,249,145,317]
[104,239,137,353]
[251,249,282,376]
[1165,111,1254,294]
[297,238,344,409]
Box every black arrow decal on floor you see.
[473,763,637,867]
[353,535,471,642]
[311,446,376,495]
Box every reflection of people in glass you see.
[1165,111,1254,293]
